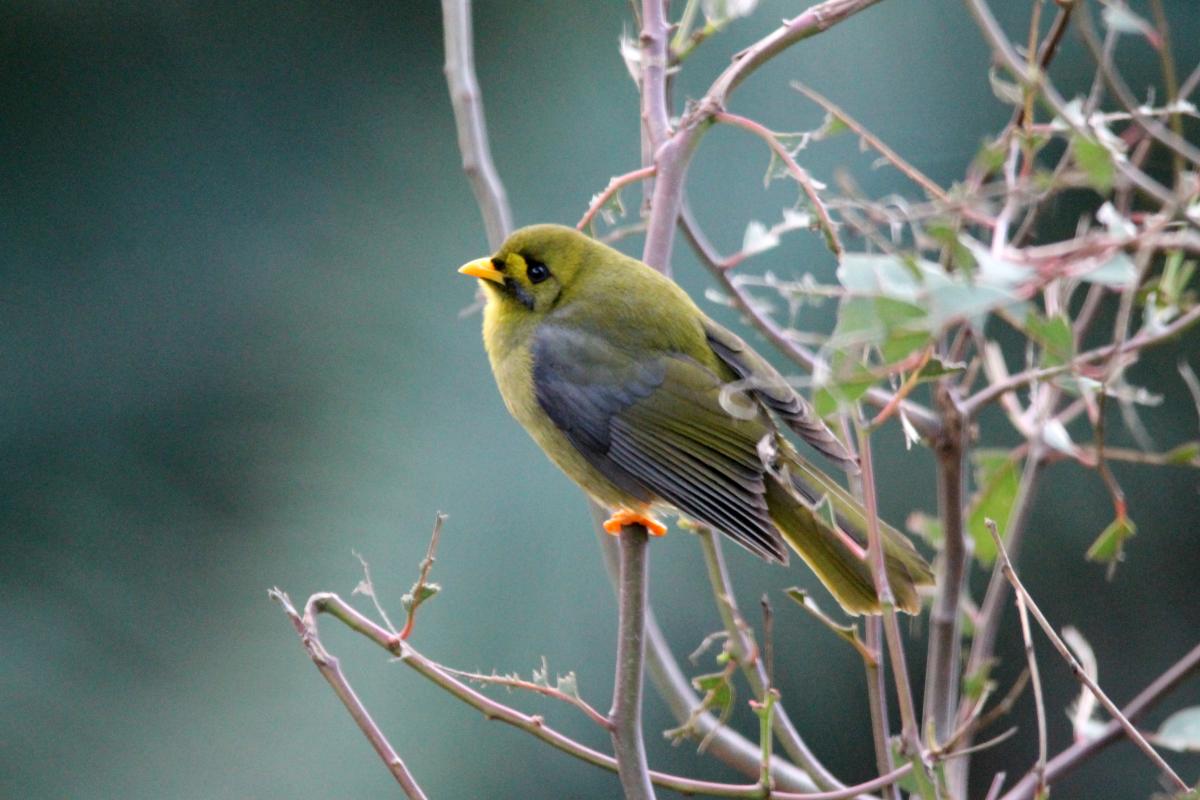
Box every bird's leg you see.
[603,509,667,537]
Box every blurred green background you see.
[3,1,1198,798]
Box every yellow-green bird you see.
[459,224,932,614]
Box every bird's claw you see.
[603,509,667,537]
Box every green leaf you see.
[1162,251,1196,304]
[1164,441,1200,465]
[691,671,734,710]
[817,112,848,139]
[906,511,943,547]
[402,582,441,612]
[1063,626,1104,741]
[876,300,932,363]
[813,350,877,416]
[924,222,978,272]
[1085,252,1138,288]
[1153,707,1200,752]
[972,140,1007,175]
[962,659,997,702]
[785,587,873,662]
[988,66,1024,106]
[741,220,781,256]
[967,451,1021,565]
[812,494,837,531]
[915,357,967,382]
[1086,515,1137,577]
[1026,312,1075,367]
[1101,2,1157,40]
[892,739,939,800]
[1073,134,1115,193]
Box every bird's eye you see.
[526,258,551,284]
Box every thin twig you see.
[577,165,657,231]
[856,422,922,759]
[961,303,1200,419]
[592,511,832,794]
[1013,0,1075,129]
[441,0,512,248]
[287,589,915,799]
[1149,0,1185,178]
[642,0,890,273]
[713,111,844,258]
[1001,641,1200,800]
[1075,3,1200,171]
[697,531,844,791]
[399,512,445,640]
[922,384,969,746]
[986,523,1189,793]
[792,81,993,229]
[677,203,943,440]
[271,590,429,800]
[1010,545,1048,798]
[864,617,900,800]
[353,550,399,636]
[961,0,1176,206]
[984,771,1007,800]
[839,420,900,800]
[440,663,611,729]
[1180,58,1200,101]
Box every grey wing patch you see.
[531,325,661,504]
[531,324,787,563]
[702,317,858,473]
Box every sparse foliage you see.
[275,1,1200,797]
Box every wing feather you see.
[532,324,787,562]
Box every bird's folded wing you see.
[702,317,858,473]
[532,324,787,562]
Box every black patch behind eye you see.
[525,256,551,284]
[505,277,535,310]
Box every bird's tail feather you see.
[765,453,934,616]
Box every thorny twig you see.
[986,521,1189,794]
[277,589,916,800]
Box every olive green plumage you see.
[459,224,933,615]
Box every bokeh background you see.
[4,1,1198,798]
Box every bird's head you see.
[457,224,597,317]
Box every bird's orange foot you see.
[603,510,667,537]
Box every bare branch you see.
[856,422,922,758]
[591,508,831,794]
[608,525,656,800]
[577,166,656,231]
[440,663,611,729]
[271,590,429,800]
[962,303,1200,419]
[698,530,845,791]
[677,204,943,440]
[960,0,1177,206]
[792,81,994,230]
[922,386,968,745]
[714,111,844,257]
[1009,534,1048,798]
[986,524,1189,794]
[283,589,915,799]
[441,0,512,248]
[1001,641,1200,800]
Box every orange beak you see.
[457,257,505,285]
